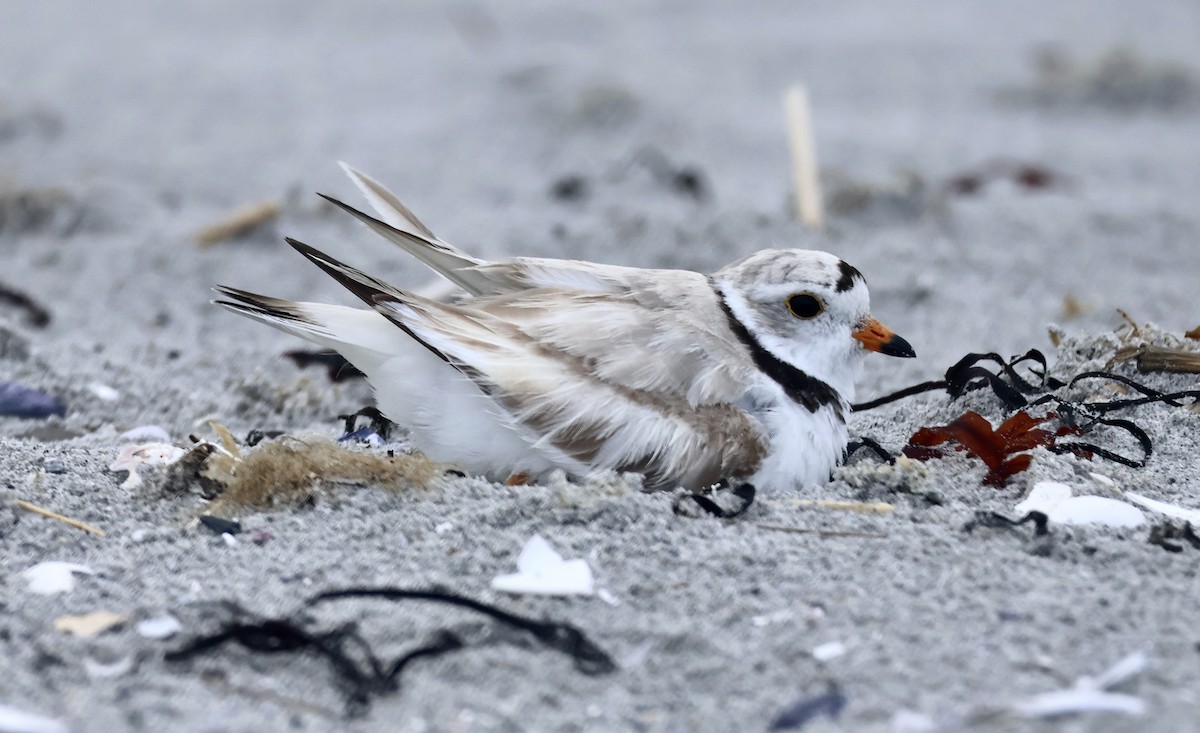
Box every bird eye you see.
[786,293,823,319]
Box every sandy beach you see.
[2,2,1199,731]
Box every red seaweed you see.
[903,410,1081,486]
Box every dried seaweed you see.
[1148,522,1200,553]
[0,282,51,328]
[963,510,1050,536]
[165,587,616,716]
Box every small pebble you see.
[43,457,66,474]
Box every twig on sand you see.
[791,499,895,514]
[756,523,888,539]
[14,499,105,536]
[194,200,281,247]
[784,84,824,230]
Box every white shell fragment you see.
[21,561,95,595]
[54,611,129,638]
[83,654,135,679]
[135,615,182,640]
[812,641,847,661]
[1014,482,1145,528]
[0,704,68,733]
[88,382,120,402]
[109,443,186,489]
[1124,492,1200,524]
[491,535,595,597]
[1011,651,1148,719]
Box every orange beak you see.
[853,317,915,358]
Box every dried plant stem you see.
[784,85,824,229]
[15,499,105,536]
[194,200,281,247]
[791,499,895,514]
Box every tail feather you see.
[213,286,405,359]
[316,193,491,296]
[338,161,437,239]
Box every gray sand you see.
[2,2,1199,731]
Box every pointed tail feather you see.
[338,161,437,239]
[317,193,493,296]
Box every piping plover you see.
[216,165,914,491]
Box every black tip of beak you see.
[881,334,916,358]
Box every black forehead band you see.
[835,260,864,293]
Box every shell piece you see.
[109,443,186,489]
[1015,482,1145,528]
[491,535,595,596]
[21,561,95,594]
[1124,492,1200,524]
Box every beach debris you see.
[0,281,52,328]
[248,529,274,546]
[0,187,90,236]
[756,524,889,540]
[87,382,119,402]
[673,482,756,518]
[845,436,896,464]
[769,683,846,731]
[10,498,104,536]
[793,499,894,514]
[118,425,172,443]
[1005,46,1200,111]
[0,704,67,733]
[824,169,926,223]
[811,641,847,662]
[1010,651,1147,718]
[109,443,186,489]
[0,382,66,419]
[783,84,823,229]
[136,614,182,640]
[944,159,1070,197]
[21,561,94,594]
[1014,481,1145,527]
[83,654,135,679]
[165,587,615,715]
[1147,522,1200,553]
[1060,291,1092,320]
[491,535,595,597]
[1124,492,1200,524]
[191,433,438,511]
[283,349,365,382]
[1186,325,1200,340]
[54,611,128,638]
[963,511,1049,537]
[41,457,65,474]
[194,199,281,247]
[198,515,242,536]
[1108,343,1200,375]
[904,411,1075,486]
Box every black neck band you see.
[714,286,844,417]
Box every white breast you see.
[742,383,849,492]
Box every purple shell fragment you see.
[0,382,67,418]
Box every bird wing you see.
[287,239,768,489]
[328,170,674,298]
